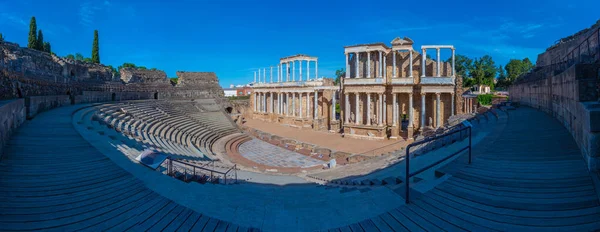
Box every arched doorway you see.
[154,92,159,100]
[111,93,116,101]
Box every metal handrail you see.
[166,158,237,184]
[404,126,472,204]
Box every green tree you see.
[36,30,44,51]
[83,57,93,63]
[65,54,75,60]
[447,54,473,78]
[75,53,84,61]
[107,65,118,75]
[334,68,345,85]
[505,58,534,83]
[27,17,37,49]
[0,33,4,42]
[138,66,147,70]
[43,42,51,53]
[91,30,100,63]
[469,55,496,87]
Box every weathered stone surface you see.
[119,68,169,84]
[0,99,25,159]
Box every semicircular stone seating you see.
[0,105,255,231]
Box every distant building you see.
[236,86,252,96]
[472,85,491,94]
[223,88,237,97]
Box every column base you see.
[329,120,340,133]
[407,126,414,141]
[390,126,400,139]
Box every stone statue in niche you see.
[350,112,355,123]
[371,114,377,125]
[429,117,433,127]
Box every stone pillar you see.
[307,92,311,119]
[345,54,350,78]
[332,91,336,121]
[263,68,266,83]
[270,67,273,83]
[314,90,319,119]
[378,51,382,78]
[367,52,371,78]
[254,71,257,83]
[258,69,261,83]
[436,48,441,77]
[307,60,310,81]
[421,93,426,129]
[378,93,383,126]
[345,93,349,124]
[383,55,387,81]
[451,48,456,77]
[277,64,281,82]
[300,93,303,118]
[421,49,426,77]
[383,94,387,125]
[254,93,257,111]
[286,93,290,116]
[367,93,371,126]
[451,93,455,116]
[408,93,414,128]
[315,60,318,79]
[292,92,296,116]
[392,50,397,78]
[286,63,290,82]
[264,92,267,113]
[355,93,360,125]
[392,93,397,126]
[292,61,296,81]
[299,60,303,81]
[436,93,441,128]
[409,50,413,77]
[355,53,360,78]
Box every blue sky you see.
[1,0,598,87]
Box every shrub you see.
[477,94,493,106]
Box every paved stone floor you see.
[244,118,404,155]
[238,138,325,168]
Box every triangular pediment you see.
[391,37,414,45]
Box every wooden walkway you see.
[329,107,600,231]
[0,106,252,231]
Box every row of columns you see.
[254,91,320,119]
[343,92,455,129]
[464,97,475,114]
[253,60,318,83]
[343,47,456,79]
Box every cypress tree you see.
[0,33,3,42]
[91,30,100,64]
[36,30,44,51]
[27,17,37,49]
[43,42,51,53]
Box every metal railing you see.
[404,126,472,204]
[551,27,600,75]
[166,158,238,184]
[360,140,406,157]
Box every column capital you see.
[435,92,441,96]
[421,92,427,96]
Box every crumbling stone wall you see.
[119,68,169,84]
[0,99,26,159]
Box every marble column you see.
[254,71,257,83]
[258,69,262,83]
[264,92,267,113]
[270,67,273,83]
[315,60,318,79]
[332,91,336,121]
[451,93,455,116]
[345,93,349,124]
[299,60,303,81]
[408,93,414,128]
[299,93,303,118]
[263,68,266,83]
[421,93,426,128]
[286,63,290,82]
[409,50,413,77]
[451,48,456,77]
[383,94,387,125]
[306,60,310,81]
[378,51,382,78]
[277,65,280,82]
[307,92,311,119]
[355,53,360,78]
[292,93,296,116]
[436,48,441,77]
[392,93,397,126]
[286,93,290,116]
[292,61,296,81]
[345,54,350,78]
[367,52,371,78]
[270,92,274,113]
[383,55,387,81]
[254,93,257,111]
[355,93,360,125]
[378,93,383,126]
[367,93,371,126]
[314,90,318,119]
[392,50,397,78]
[421,49,426,77]
[436,93,441,128]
